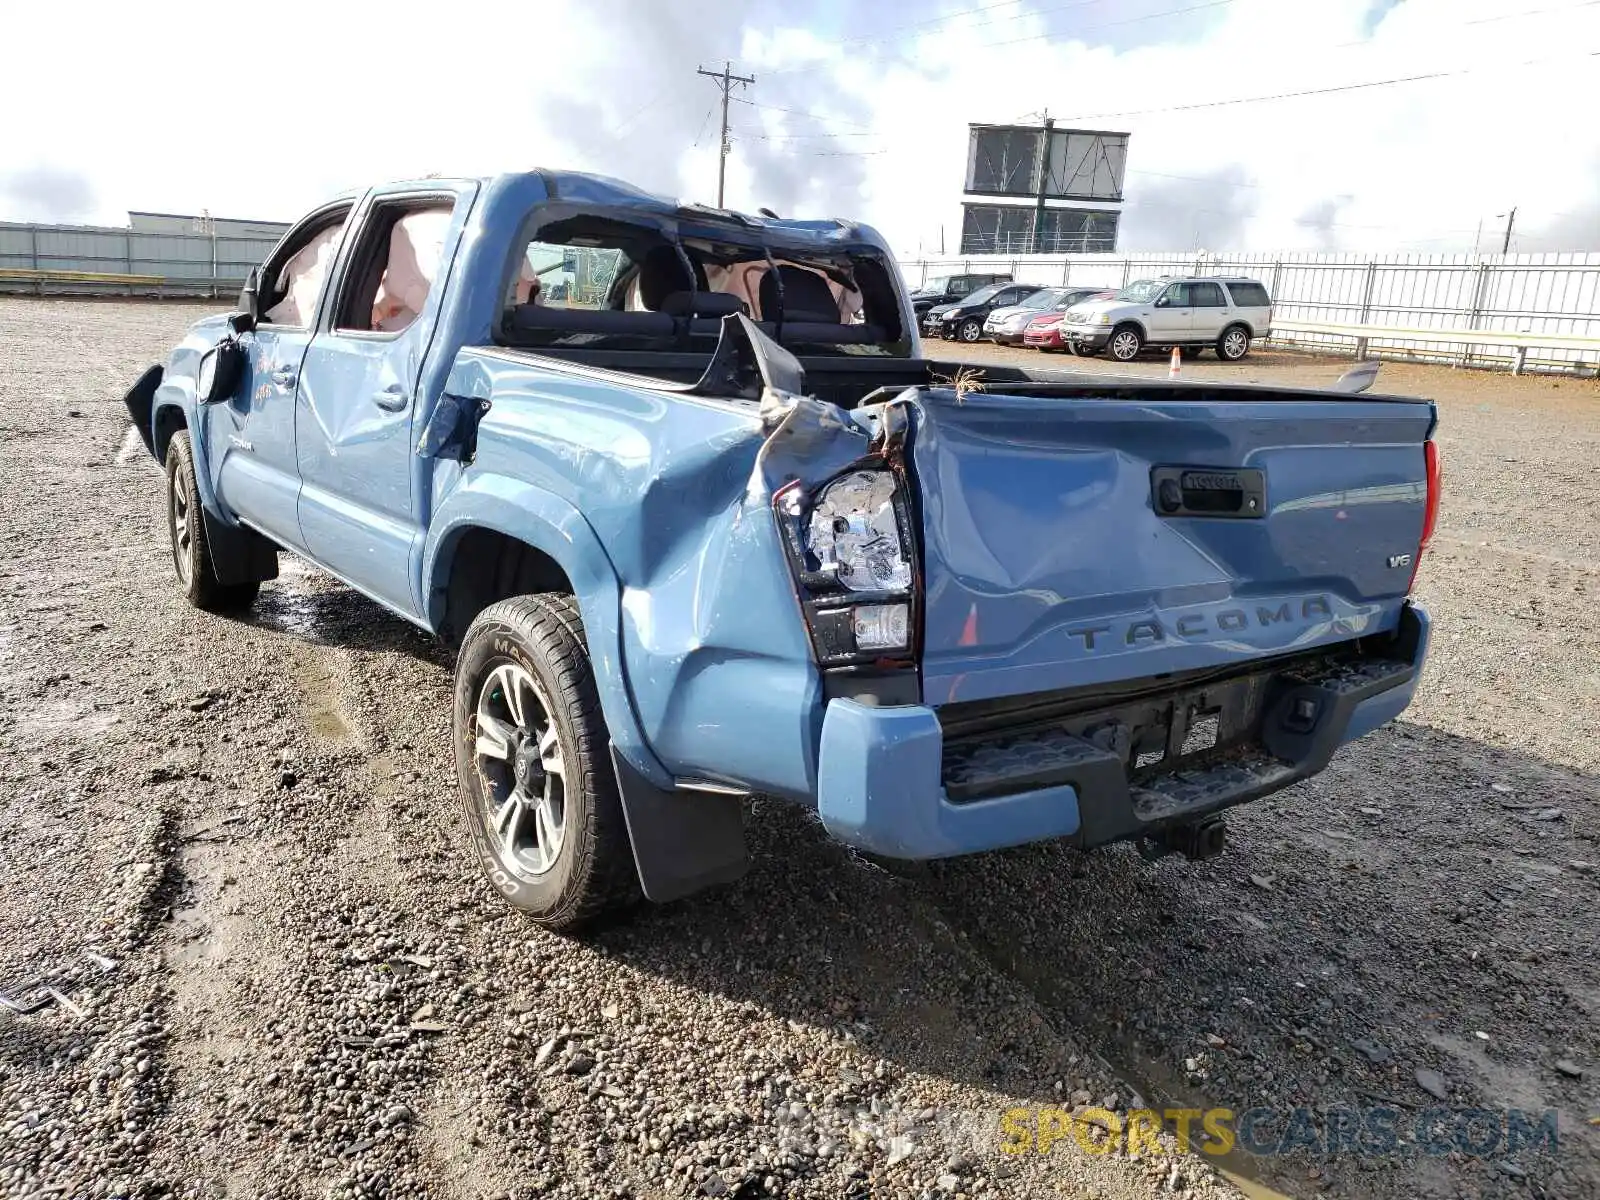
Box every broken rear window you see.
[497,211,909,357]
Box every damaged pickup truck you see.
[123,171,1439,930]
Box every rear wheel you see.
[1108,325,1144,362]
[1179,345,1204,359]
[957,318,983,343]
[165,431,259,612]
[1217,324,1251,361]
[454,594,637,932]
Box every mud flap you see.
[610,745,749,903]
[121,364,163,458]
[200,507,279,586]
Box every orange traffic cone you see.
[1169,346,1182,378]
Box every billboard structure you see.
[960,123,1129,254]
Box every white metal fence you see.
[902,250,1600,374]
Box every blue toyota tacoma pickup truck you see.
[123,171,1439,931]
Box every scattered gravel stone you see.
[1414,1068,1450,1100]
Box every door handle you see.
[372,385,409,412]
[270,367,297,388]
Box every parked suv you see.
[908,272,1012,317]
[927,281,1045,343]
[1060,276,1273,362]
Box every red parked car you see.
[1024,290,1115,351]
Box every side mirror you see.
[196,337,248,405]
[1154,297,1169,308]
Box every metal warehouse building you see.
[0,210,290,296]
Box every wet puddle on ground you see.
[115,426,147,465]
[12,697,120,742]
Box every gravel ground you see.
[2,298,1596,1200]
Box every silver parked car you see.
[1060,276,1274,362]
[983,286,1108,345]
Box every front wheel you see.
[957,318,984,343]
[165,431,259,612]
[1069,343,1094,357]
[454,594,637,932]
[1108,326,1144,362]
[1217,324,1251,361]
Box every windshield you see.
[959,284,1004,306]
[918,276,950,294]
[1057,290,1107,310]
[1115,279,1167,303]
[1014,288,1062,310]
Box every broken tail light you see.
[1407,438,1441,593]
[771,411,922,671]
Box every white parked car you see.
[1060,276,1274,362]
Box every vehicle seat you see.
[636,246,706,312]
[759,265,841,322]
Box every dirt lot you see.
[1,298,1596,1200]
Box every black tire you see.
[165,430,259,612]
[453,593,637,931]
[1069,343,1094,357]
[1217,324,1251,361]
[957,318,983,343]
[1179,345,1204,360]
[1108,324,1144,362]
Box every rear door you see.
[904,387,1435,705]
[1189,281,1230,340]
[207,201,355,550]
[293,182,476,616]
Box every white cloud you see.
[3,0,1598,255]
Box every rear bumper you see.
[816,605,1429,859]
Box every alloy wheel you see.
[472,662,567,878]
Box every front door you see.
[294,187,471,617]
[1146,281,1195,342]
[209,204,353,551]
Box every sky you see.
[3,0,1599,258]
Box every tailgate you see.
[905,387,1435,706]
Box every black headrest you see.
[658,291,747,318]
[637,246,697,311]
[759,265,839,322]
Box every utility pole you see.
[1500,206,1518,255]
[1032,108,1053,253]
[697,61,755,209]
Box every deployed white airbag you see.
[372,208,452,332]
[264,223,341,326]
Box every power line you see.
[1464,0,1600,25]
[730,96,873,129]
[734,127,880,141]
[764,0,1596,84]
[1056,47,1600,121]
[612,83,679,138]
[831,0,1108,48]
[692,106,717,148]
